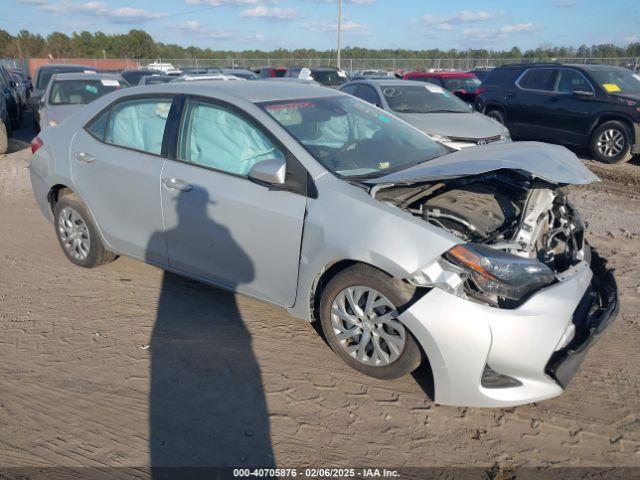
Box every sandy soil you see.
[0,138,639,478]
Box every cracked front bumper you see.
[398,251,618,408]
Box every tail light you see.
[30,136,43,154]
[475,87,487,95]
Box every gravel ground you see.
[0,128,639,478]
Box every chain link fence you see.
[3,57,639,74]
[154,57,640,72]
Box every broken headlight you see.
[409,243,556,303]
[445,244,555,301]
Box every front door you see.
[160,98,307,306]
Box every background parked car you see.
[0,64,21,129]
[39,73,127,129]
[138,75,175,86]
[121,69,162,86]
[32,64,97,127]
[467,67,494,82]
[402,71,483,104]
[145,62,181,75]
[172,74,244,82]
[257,67,287,78]
[477,63,640,163]
[285,66,349,87]
[220,68,258,80]
[9,69,31,109]
[340,79,510,149]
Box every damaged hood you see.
[368,141,598,186]
[395,111,505,139]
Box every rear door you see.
[71,95,173,264]
[512,67,559,140]
[160,97,307,306]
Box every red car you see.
[257,67,287,78]
[402,71,482,104]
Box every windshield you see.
[589,68,640,94]
[49,79,126,105]
[382,84,471,114]
[441,76,481,92]
[259,95,447,178]
[312,71,348,86]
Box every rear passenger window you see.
[178,100,284,176]
[86,110,109,141]
[523,69,557,91]
[104,98,172,155]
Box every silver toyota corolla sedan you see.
[340,79,511,150]
[29,81,618,407]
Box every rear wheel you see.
[485,108,505,125]
[319,264,423,380]
[53,194,117,268]
[590,121,633,164]
[0,119,7,154]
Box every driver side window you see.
[178,99,285,176]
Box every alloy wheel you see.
[596,128,625,158]
[330,286,406,367]
[57,207,91,261]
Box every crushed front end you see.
[372,168,619,407]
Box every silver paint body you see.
[30,81,599,407]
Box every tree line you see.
[1,28,640,60]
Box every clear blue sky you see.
[4,0,639,51]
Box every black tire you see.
[53,193,117,268]
[485,108,505,125]
[0,119,7,155]
[319,264,423,380]
[590,121,633,164]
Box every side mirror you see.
[572,89,594,99]
[248,157,286,185]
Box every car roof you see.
[37,64,97,71]
[50,72,123,81]
[344,79,427,88]
[405,71,476,78]
[127,79,341,102]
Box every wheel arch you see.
[47,183,114,253]
[590,114,636,143]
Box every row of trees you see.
[1,29,640,60]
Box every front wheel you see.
[319,264,423,380]
[53,194,117,268]
[590,121,633,164]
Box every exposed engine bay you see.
[373,170,587,277]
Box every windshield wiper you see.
[427,109,468,114]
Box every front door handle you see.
[163,177,193,192]
[75,151,96,163]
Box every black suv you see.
[477,63,640,163]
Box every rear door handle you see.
[163,177,193,192]
[75,151,96,163]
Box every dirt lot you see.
[1,128,639,477]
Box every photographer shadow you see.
[146,187,274,477]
